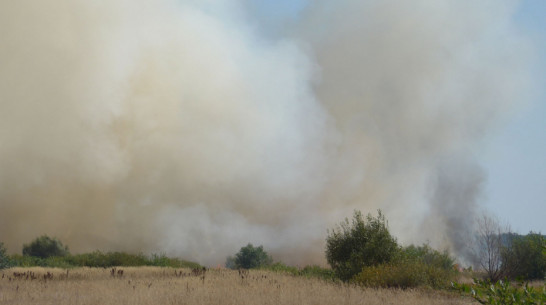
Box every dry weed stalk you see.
[0,267,475,305]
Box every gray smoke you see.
[423,155,485,263]
[0,0,536,265]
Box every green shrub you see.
[9,254,43,267]
[399,244,455,270]
[65,251,110,267]
[326,210,398,281]
[452,279,546,305]
[10,250,201,269]
[300,265,337,281]
[22,235,69,258]
[260,263,336,281]
[233,244,273,269]
[502,233,545,280]
[352,260,455,289]
[68,251,147,267]
[148,253,201,269]
[41,256,74,268]
[0,242,10,269]
[260,262,300,275]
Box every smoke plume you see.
[0,0,535,265]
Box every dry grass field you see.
[0,267,474,305]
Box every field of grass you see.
[0,267,474,305]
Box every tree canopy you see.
[231,243,273,269]
[326,210,398,281]
[22,235,69,258]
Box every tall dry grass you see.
[0,267,474,305]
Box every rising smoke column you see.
[294,0,535,255]
[0,0,536,265]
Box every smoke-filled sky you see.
[0,0,543,266]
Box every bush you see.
[399,244,455,270]
[10,250,202,269]
[260,262,300,275]
[0,242,10,269]
[352,260,455,289]
[67,251,148,267]
[9,254,43,267]
[22,235,69,258]
[233,244,273,269]
[502,233,545,280]
[300,265,337,281]
[260,262,337,281]
[326,210,398,281]
[148,253,201,269]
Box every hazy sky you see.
[251,0,546,234]
[479,0,545,234]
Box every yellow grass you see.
[0,267,474,305]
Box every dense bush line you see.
[259,262,337,281]
[6,251,201,269]
[502,232,546,281]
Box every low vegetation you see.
[452,279,546,305]
[0,242,9,270]
[259,262,337,281]
[8,251,201,269]
[0,267,475,305]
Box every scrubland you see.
[0,267,474,305]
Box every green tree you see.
[326,210,399,281]
[502,232,546,280]
[0,242,10,269]
[233,244,272,269]
[22,235,69,259]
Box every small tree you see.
[0,242,10,269]
[472,214,510,282]
[22,235,69,258]
[233,244,272,269]
[326,210,399,281]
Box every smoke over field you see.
[0,0,536,265]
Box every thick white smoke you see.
[0,0,536,265]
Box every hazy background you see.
[0,0,543,266]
